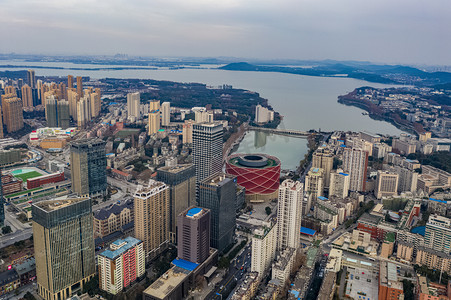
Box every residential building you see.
[424,215,451,253]
[67,75,74,88]
[312,147,334,188]
[94,200,134,238]
[192,122,223,183]
[21,84,33,107]
[0,169,3,227]
[272,247,296,284]
[161,102,170,126]
[70,139,107,198]
[127,92,140,119]
[182,120,194,144]
[76,76,83,97]
[251,221,276,279]
[255,104,274,124]
[77,94,91,127]
[45,95,70,128]
[2,96,23,133]
[148,110,160,135]
[27,69,36,88]
[98,237,145,295]
[231,272,259,300]
[305,167,324,200]
[416,246,451,274]
[0,269,20,296]
[277,180,303,251]
[32,197,95,300]
[134,180,170,259]
[177,207,211,264]
[342,147,368,192]
[198,173,236,253]
[329,169,350,198]
[393,138,416,155]
[375,170,399,199]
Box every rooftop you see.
[143,266,191,299]
[157,164,194,174]
[99,236,142,260]
[32,197,90,213]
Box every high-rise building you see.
[177,207,211,264]
[251,221,276,279]
[3,86,16,95]
[424,215,451,254]
[0,106,4,139]
[395,166,418,193]
[32,197,95,300]
[149,99,160,111]
[70,139,107,198]
[148,110,160,135]
[193,122,223,183]
[27,69,35,88]
[0,169,3,227]
[90,92,101,118]
[254,104,274,124]
[134,180,170,258]
[77,94,91,127]
[312,147,334,188]
[161,101,170,126]
[76,76,83,98]
[21,84,33,107]
[329,169,350,199]
[305,167,324,200]
[98,237,145,295]
[277,179,303,251]
[182,120,194,144]
[67,88,79,120]
[375,170,399,199]
[2,96,24,133]
[342,148,368,192]
[45,95,69,128]
[198,173,236,253]
[67,75,74,89]
[156,164,196,242]
[195,110,214,123]
[127,92,140,119]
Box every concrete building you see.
[148,110,160,135]
[27,69,36,88]
[198,173,236,253]
[375,170,399,199]
[70,139,107,198]
[396,240,414,262]
[272,247,296,284]
[255,104,274,124]
[378,261,404,300]
[134,180,170,259]
[342,147,368,192]
[395,166,418,193]
[76,76,83,97]
[21,84,33,107]
[127,92,140,119]
[161,101,170,126]
[156,164,196,243]
[393,138,416,155]
[329,169,350,199]
[424,215,451,253]
[192,122,223,183]
[177,207,211,264]
[77,94,91,127]
[305,167,324,200]
[98,237,145,295]
[182,120,194,144]
[251,221,276,279]
[416,246,451,274]
[2,96,23,133]
[231,272,259,300]
[32,197,95,300]
[312,147,334,188]
[67,75,74,89]
[277,180,303,251]
[45,95,70,129]
[93,200,134,238]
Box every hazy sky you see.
[1,0,450,65]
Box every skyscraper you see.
[2,96,24,133]
[127,92,140,119]
[193,122,223,183]
[177,206,211,264]
[149,99,160,111]
[342,147,369,192]
[198,173,236,253]
[148,110,160,135]
[70,139,107,198]
[90,92,101,118]
[277,179,303,251]
[305,167,324,200]
[21,84,33,107]
[134,180,170,258]
[67,88,79,120]
[76,76,83,98]
[0,106,4,139]
[424,215,451,254]
[156,164,196,242]
[0,169,3,227]
[329,169,350,199]
[312,147,334,188]
[182,120,194,144]
[32,197,95,300]
[45,95,70,129]
[161,101,170,126]
[67,75,74,89]
[77,94,91,127]
[27,69,35,88]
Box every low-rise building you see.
[418,276,451,300]
[0,269,20,296]
[26,172,65,189]
[13,258,36,286]
[231,272,259,300]
[272,247,296,284]
[378,261,404,300]
[1,173,22,195]
[94,200,134,238]
[317,271,336,300]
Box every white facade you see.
[127,92,140,119]
[161,102,170,126]
[255,104,274,124]
[342,148,368,192]
[183,120,194,144]
[251,222,276,279]
[329,169,350,199]
[277,180,303,251]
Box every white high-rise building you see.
[342,148,368,192]
[251,221,276,280]
[182,120,194,144]
[127,92,140,119]
[255,104,274,124]
[277,179,303,251]
[329,169,350,199]
[161,102,170,126]
[424,215,451,253]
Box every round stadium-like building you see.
[226,153,281,203]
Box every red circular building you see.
[226,153,281,203]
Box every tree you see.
[1,226,12,235]
[265,206,272,215]
[23,291,36,300]
[218,256,230,269]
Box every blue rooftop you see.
[312,168,319,172]
[411,226,425,236]
[186,207,202,217]
[99,237,142,260]
[300,227,316,236]
[172,258,199,271]
[318,196,328,201]
[337,140,344,143]
[340,145,346,148]
[430,198,447,204]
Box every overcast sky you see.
[1,0,450,65]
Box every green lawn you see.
[13,171,43,182]
[7,187,43,199]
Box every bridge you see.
[248,126,313,137]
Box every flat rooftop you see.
[99,236,142,260]
[157,164,194,174]
[200,173,235,186]
[32,197,90,212]
[143,266,190,299]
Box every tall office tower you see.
[161,102,170,126]
[177,207,211,264]
[127,92,140,119]
[304,167,324,200]
[375,170,399,199]
[32,197,95,300]
[424,215,451,253]
[197,173,236,253]
[342,147,369,192]
[90,92,101,118]
[0,169,3,227]
[27,69,35,88]
[312,147,334,188]
[76,76,83,97]
[36,79,43,101]
[98,237,145,295]
[45,95,58,127]
[77,95,92,127]
[251,221,276,279]
[148,110,160,135]
[67,88,79,120]
[68,75,74,89]
[182,120,194,144]
[57,100,70,128]
[0,106,3,139]
[192,122,223,183]
[329,169,350,199]
[277,179,303,251]
[70,139,107,198]
[134,180,170,258]
[149,99,160,111]
[21,84,33,107]
[156,164,196,243]
[2,97,24,133]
